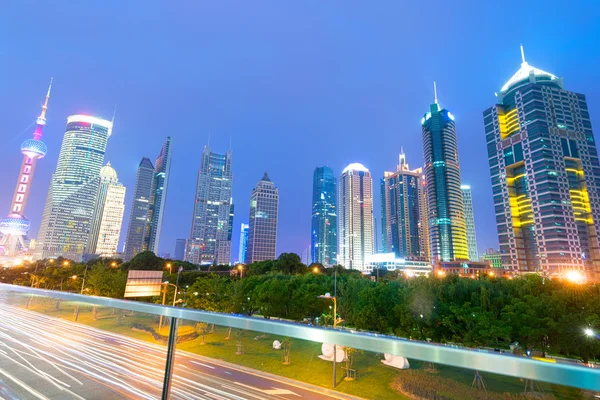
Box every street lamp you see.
[318,292,340,388]
[63,260,70,267]
[585,328,595,337]
[158,280,179,331]
[237,264,245,278]
[110,261,118,267]
[166,263,172,274]
[313,266,319,274]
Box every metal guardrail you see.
[1,283,599,392]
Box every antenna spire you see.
[38,77,53,120]
[434,81,438,104]
[520,44,526,64]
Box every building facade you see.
[246,173,279,263]
[461,185,479,261]
[422,88,469,263]
[35,115,113,261]
[174,238,186,261]
[145,137,172,255]
[0,80,52,259]
[238,223,249,264]
[87,163,126,257]
[481,248,503,269]
[186,146,234,265]
[124,157,155,260]
[311,166,338,266]
[338,163,374,270]
[483,47,600,278]
[381,151,429,260]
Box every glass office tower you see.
[483,47,600,278]
[35,115,112,261]
[237,223,249,264]
[381,151,429,260]
[311,166,338,266]
[186,146,234,265]
[461,185,479,261]
[124,157,155,260]
[145,137,172,254]
[422,86,469,263]
[246,173,279,263]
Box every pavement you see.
[0,302,356,400]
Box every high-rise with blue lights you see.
[422,84,469,263]
[186,146,234,265]
[0,80,52,259]
[311,166,337,266]
[484,47,600,278]
[35,115,113,261]
[381,151,429,260]
[238,223,249,264]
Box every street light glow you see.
[584,328,595,337]
[565,270,586,284]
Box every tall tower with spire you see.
[484,46,600,279]
[0,79,53,258]
[422,82,469,263]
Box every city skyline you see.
[2,3,599,261]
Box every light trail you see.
[0,301,341,399]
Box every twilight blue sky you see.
[1,1,600,260]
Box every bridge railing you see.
[0,283,598,399]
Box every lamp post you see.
[318,292,339,388]
[73,264,90,322]
[158,281,178,331]
[237,264,245,278]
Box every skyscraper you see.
[186,146,234,265]
[461,185,479,261]
[338,163,374,270]
[35,115,113,261]
[311,166,337,266]
[124,157,154,260]
[238,223,249,264]
[0,80,52,258]
[145,137,172,254]
[422,84,469,263]
[246,173,279,264]
[174,238,186,261]
[88,163,126,257]
[484,46,600,277]
[381,151,429,260]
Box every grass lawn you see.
[11,295,591,400]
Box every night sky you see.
[1,1,600,260]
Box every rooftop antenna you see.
[207,132,211,148]
[520,44,526,64]
[111,104,117,124]
[229,135,232,152]
[434,81,438,104]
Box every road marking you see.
[234,382,300,397]
[190,361,216,369]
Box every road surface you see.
[0,302,346,400]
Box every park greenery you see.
[2,250,600,365]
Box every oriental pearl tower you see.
[0,79,52,257]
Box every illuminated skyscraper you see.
[311,166,337,266]
[186,146,234,265]
[484,46,600,277]
[124,157,154,260]
[88,163,126,257]
[461,185,479,261]
[381,151,429,260]
[238,223,249,264]
[422,84,469,263]
[35,115,113,261]
[338,163,374,270]
[246,173,279,263]
[145,137,172,254]
[0,80,52,258]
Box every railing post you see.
[161,317,178,399]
